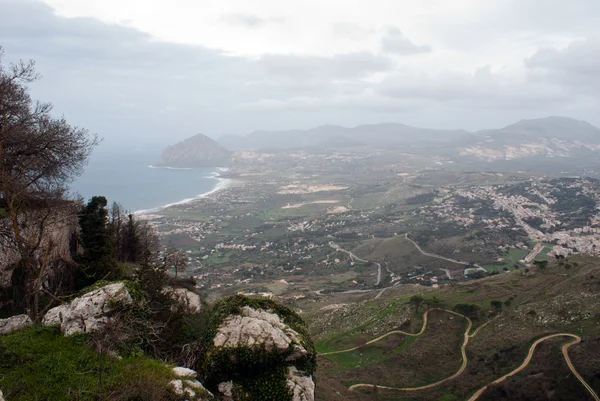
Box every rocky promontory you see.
[156,134,232,168]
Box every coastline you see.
[134,167,232,215]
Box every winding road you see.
[404,233,487,276]
[319,309,598,401]
[467,333,599,401]
[329,241,383,285]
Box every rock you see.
[200,296,316,401]
[164,287,202,314]
[171,377,214,400]
[286,367,315,401]
[0,314,33,335]
[218,381,234,400]
[170,379,184,396]
[213,306,307,360]
[42,283,132,335]
[0,389,5,401]
[173,366,197,378]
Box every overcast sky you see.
[1,0,599,147]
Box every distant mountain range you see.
[158,117,600,167]
[218,116,600,161]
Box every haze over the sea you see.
[71,148,226,213]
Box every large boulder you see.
[199,295,316,401]
[42,283,132,335]
[163,287,203,314]
[0,314,33,335]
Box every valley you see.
[140,120,600,400]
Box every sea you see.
[70,147,228,214]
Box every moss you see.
[0,325,179,401]
[198,295,317,400]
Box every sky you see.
[0,0,599,147]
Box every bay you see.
[71,148,224,213]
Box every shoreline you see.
[134,167,231,215]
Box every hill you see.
[156,134,231,168]
[219,117,600,163]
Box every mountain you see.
[219,123,469,150]
[220,117,600,162]
[156,133,232,168]
[460,116,600,160]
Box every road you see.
[329,241,383,285]
[323,311,598,401]
[404,233,486,276]
[467,333,599,401]
[341,308,474,392]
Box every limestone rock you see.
[170,379,184,396]
[217,381,234,400]
[201,296,316,401]
[164,287,202,314]
[42,283,132,335]
[0,314,33,335]
[287,367,315,401]
[170,377,214,400]
[173,366,197,378]
[213,306,307,360]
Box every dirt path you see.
[467,333,599,401]
[319,307,434,357]
[341,308,473,391]
[323,312,597,400]
[329,241,383,285]
[404,233,485,274]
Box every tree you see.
[409,294,424,313]
[78,196,116,283]
[122,213,141,263]
[490,300,503,312]
[163,246,189,278]
[0,49,98,320]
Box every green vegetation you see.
[0,326,175,401]
[199,295,316,401]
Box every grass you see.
[322,335,419,371]
[0,326,176,401]
[316,297,416,354]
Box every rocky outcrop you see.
[156,133,231,168]
[213,306,308,360]
[0,314,33,335]
[286,367,315,401]
[42,283,132,335]
[164,287,203,314]
[199,295,316,401]
[171,367,214,400]
[0,205,80,288]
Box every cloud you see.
[526,40,600,94]
[1,0,599,138]
[220,13,282,28]
[257,52,393,83]
[381,27,431,55]
[375,65,569,109]
[331,22,375,40]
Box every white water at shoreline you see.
[134,168,231,215]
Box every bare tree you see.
[0,48,98,320]
[163,246,189,278]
